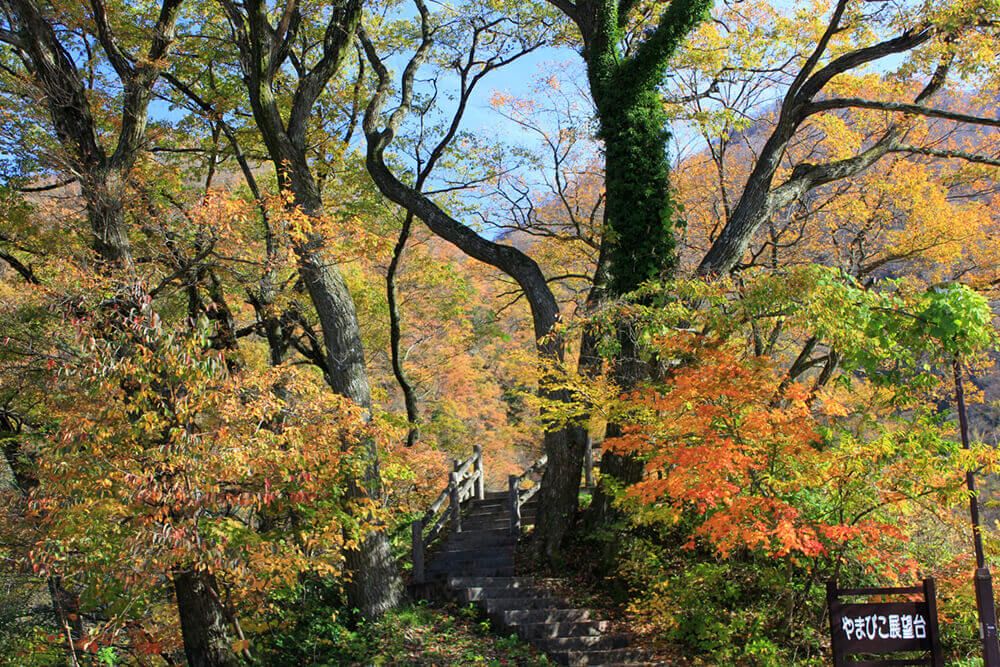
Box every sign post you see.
[827,579,943,666]
[953,356,1000,665]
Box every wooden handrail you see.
[507,440,604,538]
[454,456,475,478]
[515,454,547,486]
[411,445,484,584]
[423,486,450,524]
[507,451,547,537]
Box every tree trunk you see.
[172,569,241,667]
[343,520,400,620]
[296,249,372,407]
[583,327,647,532]
[695,123,798,276]
[532,242,609,560]
[3,414,88,665]
[534,419,587,562]
[287,183,400,620]
[79,169,135,272]
[387,213,420,446]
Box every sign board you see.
[827,579,943,666]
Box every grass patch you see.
[364,599,555,666]
[254,588,555,666]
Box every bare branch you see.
[806,97,1000,128]
[889,143,1000,168]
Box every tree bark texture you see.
[172,569,241,667]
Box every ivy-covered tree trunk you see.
[590,81,680,296]
[543,0,712,538]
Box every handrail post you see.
[452,457,463,502]
[508,474,520,536]
[450,472,462,533]
[473,444,484,500]
[412,519,425,584]
[584,434,594,488]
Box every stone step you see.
[447,576,535,589]
[492,608,592,625]
[465,509,537,521]
[434,555,516,570]
[428,554,514,571]
[460,519,525,531]
[470,499,538,510]
[469,494,510,507]
[438,543,515,557]
[431,564,516,577]
[464,515,507,523]
[481,596,576,613]
[548,648,655,666]
[469,499,539,511]
[464,507,513,518]
[440,539,516,553]
[460,518,532,529]
[444,527,511,541]
[442,536,515,549]
[516,620,611,639]
[445,528,515,540]
[434,545,515,558]
[457,586,541,602]
[431,560,515,575]
[534,634,632,652]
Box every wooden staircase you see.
[410,450,663,666]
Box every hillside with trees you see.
[2,0,1000,665]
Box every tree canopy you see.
[2,0,1000,664]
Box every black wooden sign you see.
[827,579,943,666]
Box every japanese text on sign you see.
[841,613,927,641]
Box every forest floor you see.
[343,598,556,665]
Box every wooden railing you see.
[507,435,602,536]
[411,445,484,584]
[507,454,546,536]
